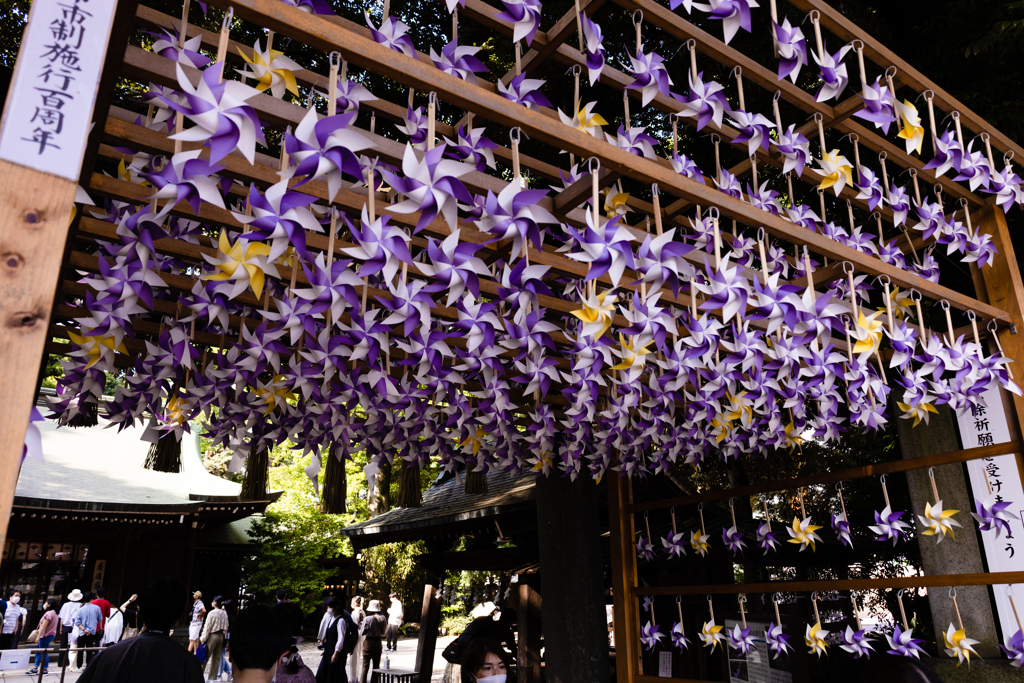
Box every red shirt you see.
[92,599,110,631]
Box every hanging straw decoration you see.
[804,592,829,657]
[699,596,725,651]
[943,588,980,666]
[918,466,962,543]
[766,593,793,659]
[692,502,711,556]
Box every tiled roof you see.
[340,470,535,538]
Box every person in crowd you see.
[275,588,305,646]
[120,594,140,640]
[277,645,317,683]
[346,597,365,683]
[59,589,83,669]
[228,603,292,683]
[459,638,509,683]
[316,596,350,683]
[74,592,103,668]
[27,596,58,676]
[358,600,388,683]
[200,596,229,683]
[101,600,125,646]
[92,586,111,639]
[317,598,333,648]
[189,591,207,654]
[443,608,516,681]
[215,599,237,681]
[77,577,205,683]
[385,592,402,653]
[0,589,25,650]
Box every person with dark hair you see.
[315,597,351,683]
[77,577,204,683]
[385,593,402,652]
[459,638,509,683]
[92,586,111,638]
[228,604,293,683]
[27,596,58,676]
[358,601,388,683]
[275,588,305,646]
[201,596,229,682]
[442,608,517,681]
[277,645,316,683]
[188,590,206,654]
[0,588,24,650]
[74,592,102,668]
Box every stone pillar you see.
[536,474,610,683]
[896,403,1000,657]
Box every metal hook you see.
[587,157,600,173]
[706,207,720,219]
[966,310,976,322]
[730,65,742,79]
[1006,150,1016,166]
[685,38,696,51]
[709,133,721,145]
[988,319,999,334]
[429,91,438,106]
[836,481,844,492]
[644,510,649,519]
[1009,585,1016,597]
[757,227,765,242]
[510,127,521,144]
[908,288,922,303]
[813,112,824,123]
[897,588,906,598]
[885,66,898,80]
[939,300,950,311]
[676,595,683,604]
[923,90,935,101]
[773,593,782,603]
[841,261,854,275]
[566,65,581,78]
[933,183,944,198]
[880,473,887,484]
[949,587,957,599]
[803,9,820,25]
[329,51,341,67]
[928,466,936,477]
[811,591,819,602]
[697,502,704,511]
[876,274,890,287]
[773,90,782,103]
[738,594,747,603]
[851,39,864,51]
[222,6,233,28]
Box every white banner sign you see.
[0,0,118,179]
[955,386,1024,642]
[725,620,792,683]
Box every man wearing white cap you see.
[57,590,83,669]
[188,592,206,654]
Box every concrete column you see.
[536,474,610,683]
[896,403,1000,657]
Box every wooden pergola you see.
[2,0,1024,680]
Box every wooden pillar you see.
[516,574,542,683]
[414,578,442,683]
[608,476,639,683]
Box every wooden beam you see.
[413,581,442,683]
[517,576,542,683]
[628,440,1022,513]
[608,476,640,683]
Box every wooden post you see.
[414,579,442,683]
[517,575,542,683]
[608,476,639,683]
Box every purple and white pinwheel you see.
[152,29,210,69]
[498,259,554,311]
[728,624,756,654]
[234,180,323,261]
[1002,629,1024,667]
[671,622,690,650]
[430,41,489,84]
[840,626,875,659]
[855,79,897,134]
[626,49,673,106]
[696,0,760,45]
[954,140,993,191]
[281,107,373,200]
[729,110,774,156]
[766,622,792,659]
[696,255,751,323]
[637,229,696,298]
[988,164,1024,213]
[757,521,781,554]
[923,128,960,178]
[774,125,811,177]
[498,74,552,109]
[641,621,664,650]
[671,153,706,184]
[495,0,542,45]
[581,14,606,86]
[444,126,499,172]
[417,229,490,306]
[886,625,926,659]
[855,167,885,211]
[142,150,225,217]
[342,208,412,284]
[384,144,474,233]
[721,525,746,555]
[563,213,636,288]
[813,41,852,102]
[889,182,911,227]
[774,18,807,83]
[609,126,659,160]
[678,71,729,131]
[366,12,416,58]
[973,493,1014,537]
[661,530,688,558]
[636,535,656,561]
[294,253,364,324]
[869,505,911,545]
[831,512,853,548]
[475,182,558,259]
[281,0,334,15]
[164,64,264,164]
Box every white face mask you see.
[10,597,19,604]
[475,675,506,683]
[327,608,334,615]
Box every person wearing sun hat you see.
[357,601,387,683]
[57,589,83,669]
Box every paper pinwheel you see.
[430,41,489,84]
[728,624,756,654]
[678,71,729,131]
[988,164,1024,213]
[774,18,807,83]
[774,125,811,177]
[699,620,725,651]
[384,143,474,232]
[804,622,829,657]
[721,525,746,555]
[366,13,416,58]
[855,79,896,134]
[814,149,854,195]
[1002,629,1024,666]
[164,64,265,164]
[729,110,774,156]
[152,29,210,69]
[626,49,673,106]
[973,493,1014,537]
[690,529,711,556]
[813,41,852,102]
[661,531,687,558]
[893,99,925,156]
[281,107,374,200]
[670,152,706,184]
[766,622,792,659]
[671,622,690,650]
[696,254,751,324]
[559,101,608,137]
[756,521,781,554]
[234,180,323,261]
[641,621,664,650]
[476,182,557,259]
[887,625,926,659]
[342,208,412,283]
[570,290,617,339]
[497,74,552,110]
[142,150,225,217]
[236,39,301,98]
[202,229,279,300]
[944,623,979,666]
[563,213,636,287]
[855,166,886,211]
[786,516,823,552]
[831,512,854,549]
[870,505,910,545]
[496,0,542,45]
[954,140,993,191]
[497,259,554,311]
[581,13,606,86]
[418,229,490,306]
[610,125,659,160]
[840,626,875,659]
[637,228,696,298]
[696,0,760,44]
[918,500,961,543]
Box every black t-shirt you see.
[457,616,516,651]
[77,631,204,683]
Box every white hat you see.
[366,600,382,613]
[67,589,83,602]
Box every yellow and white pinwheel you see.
[943,623,979,666]
[691,530,711,556]
[896,399,939,428]
[851,311,885,357]
[699,619,725,651]
[919,500,961,543]
[558,101,608,137]
[784,421,804,451]
[162,395,190,428]
[202,230,279,300]
[723,392,754,429]
[570,290,617,339]
[814,149,854,195]
[237,40,301,98]
[66,331,126,369]
[787,516,823,552]
[604,188,630,218]
[611,334,653,373]
[894,99,925,156]
[529,449,554,474]
[459,426,487,456]
[253,375,295,414]
[804,622,829,657]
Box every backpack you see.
[339,610,359,656]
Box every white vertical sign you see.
[955,385,1024,642]
[0,0,119,179]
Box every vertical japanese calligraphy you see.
[0,0,118,179]
[955,385,1024,642]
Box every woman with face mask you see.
[0,590,25,650]
[28,598,59,675]
[459,638,509,683]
